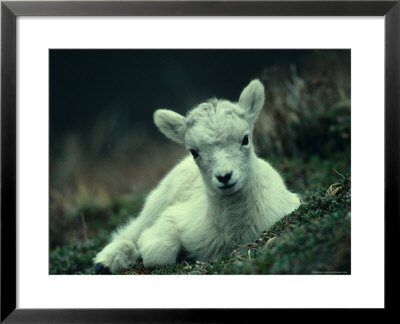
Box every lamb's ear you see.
[154,109,186,144]
[238,79,265,125]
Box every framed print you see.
[1,0,399,322]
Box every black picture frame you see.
[1,0,398,322]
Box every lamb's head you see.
[154,79,265,195]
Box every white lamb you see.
[94,79,300,274]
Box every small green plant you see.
[50,237,107,274]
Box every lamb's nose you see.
[216,172,232,184]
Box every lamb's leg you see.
[93,158,194,273]
[93,238,139,274]
[93,180,174,274]
[138,215,181,269]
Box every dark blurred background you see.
[50,49,350,252]
[50,50,313,143]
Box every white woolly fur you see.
[94,80,301,273]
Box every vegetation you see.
[50,168,350,275]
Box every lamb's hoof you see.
[94,263,111,274]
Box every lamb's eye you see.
[241,135,249,146]
[190,149,199,158]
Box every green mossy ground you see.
[50,173,350,275]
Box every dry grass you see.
[50,125,186,248]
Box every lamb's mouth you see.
[219,182,237,190]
